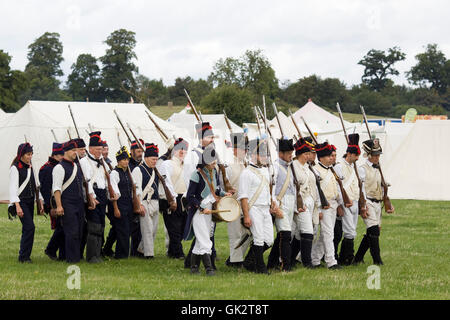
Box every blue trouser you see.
[62,201,85,263]
[18,199,35,261]
[46,216,65,259]
[113,201,131,259]
[87,188,107,226]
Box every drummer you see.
[184,144,232,276]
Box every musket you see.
[272,103,304,212]
[24,135,44,216]
[67,105,96,210]
[184,88,202,122]
[256,106,277,146]
[51,129,58,143]
[185,88,233,192]
[336,103,367,216]
[223,109,233,134]
[289,109,303,139]
[253,106,262,137]
[272,102,285,138]
[360,105,393,213]
[67,129,72,140]
[127,123,177,209]
[301,116,352,208]
[113,112,141,214]
[145,110,170,142]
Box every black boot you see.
[184,238,196,269]
[300,233,314,268]
[102,228,116,257]
[367,226,383,265]
[243,244,256,272]
[333,219,343,261]
[353,234,369,265]
[290,237,301,268]
[86,222,103,263]
[202,254,216,276]
[253,245,268,274]
[339,238,355,266]
[280,231,292,272]
[267,234,281,270]
[190,253,201,274]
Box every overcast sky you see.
[1,0,449,89]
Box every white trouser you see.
[138,199,159,257]
[275,194,296,232]
[192,209,215,255]
[363,199,382,228]
[249,205,274,247]
[227,212,251,263]
[342,200,359,239]
[294,196,314,236]
[311,199,339,267]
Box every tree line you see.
[0,29,449,125]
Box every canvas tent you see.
[0,100,191,201]
[383,120,450,201]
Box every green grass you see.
[0,200,448,300]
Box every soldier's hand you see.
[386,205,395,214]
[169,201,177,212]
[345,200,353,208]
[56,206,64,216]
[38,200,44,215]
[202,208,212,215]
[139,205,146,217]
[297,206,306,213]
[16,204,24,218]
[243,216,252,228]
[319,212,323,220]
[337,205,345,217]
[114,208,121,219]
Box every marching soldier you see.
[267,138,296,272]
[108,146,134,259]
[9,142,44,263]
[291,138,318,268]
[40,142,65,261]
[353,139,394,265]
[225,133,250,268]
[185,145,230,276]
[237,138,276,274]
[52,140,86,263]
[159,138,190,259]
[79,131,108,263]
[183,122,218,269]
[333,134,365,265]
[127,138,145,256]
[132,143,161,259]
[310,142,343,270]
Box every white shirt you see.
[9,165,43,204]
[79,152,107,191]
[159,156,187,199]
[237,164,273,207]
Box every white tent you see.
[0,108,14,126]
[0,100,191,201]
[383,120,450,201]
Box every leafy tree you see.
[100,29,138,102]
[358,47,406,91]
[20,32,67,103]
[208,49,279,103]
[406,44,449,94]
[200,85,254,126]
[0,50,28,112]
[168,76,212,105]
[66,54,102,101]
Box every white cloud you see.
[0,0,449,88]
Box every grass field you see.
[0,200,448,300]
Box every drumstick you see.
[201,210,231,214]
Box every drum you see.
[212,196,240,223]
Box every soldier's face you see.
[77,148,86,158]
[331,151,337,164]
[320,155,333,167]
[348,153,359,163]
[279,151,293,163]
[201,135,214,147]
[89,146,103,159]
[21,152,33,164]
[102,146,109,157]
[145,156,158,168]
[369,154,380,164]
[132,149,143,161]
[66,149,77,161]
[118,158,129,168]
[174,149,187,161]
